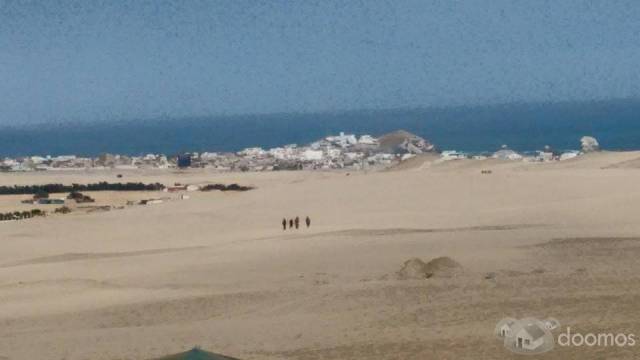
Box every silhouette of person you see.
[289,218,294,229]
[305,216,311,228]
[295,216,300,229]
[282,218,287,230]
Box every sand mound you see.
[396,257,463,280]
[385,153,440,171]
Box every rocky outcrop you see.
[377,130,435,154]
[581,136,600,153]
[396,256,463,280]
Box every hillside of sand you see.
[1,152,640,359]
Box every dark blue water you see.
[1,99,639,157]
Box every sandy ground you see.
[1,152,640,359]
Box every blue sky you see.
[1,0,639,124]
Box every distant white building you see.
[52,155,76,162]
[344,152,362,160]
[535,151,554,162]
[200,152,218,160]
[269,146,298,160]
[2,158,18,167]
[326,148,342,159]
[493,146,523,161]
[30,156,47,164]
[366,153,394,165]
[441,150,466,160]
[238,147,266,158]
[326,132,358,147]
[301,149,323,161]
[559,151,580,161]
[358,135,378,145]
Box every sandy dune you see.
[1,152,640,359]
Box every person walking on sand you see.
[282,218,287,230]
[289,218,294,229]
[295,216,300,229]
[305,216,311,228]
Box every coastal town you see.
[0,130,600,172]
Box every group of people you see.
[282,216,310,230]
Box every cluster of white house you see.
[190,132,394,171]
[0,132,398,172]
[0,153,172,171]
[440,136,599,163]
[0,133,599,172]
[439,147,584,163]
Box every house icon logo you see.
[496,317,560,355]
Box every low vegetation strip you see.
[200,183,253,191]
[0,209,46,221]
[0,182,165,195]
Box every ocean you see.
[1,99,639,157]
